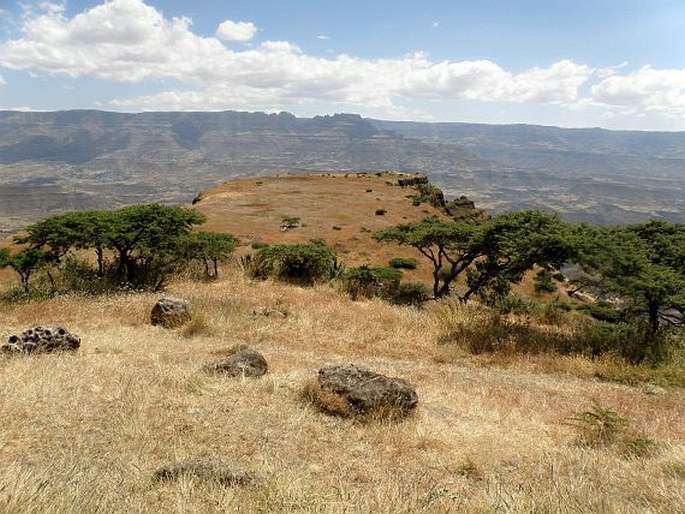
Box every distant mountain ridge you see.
[1,110,684,236]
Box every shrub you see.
[375,209,386,216]
[387,282,431,307]
[342,265,402,300]
[566,400,628,447]
[389,257,418,270]
[579,302,623,323]
[534,269,558,293]
[280,216,301,230]
[249,240,337,286]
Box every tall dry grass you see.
[0,265,683,512]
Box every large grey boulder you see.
[315,364,418,417]
[2,326,80,354]
[150,297,192,328]
[154,459,259,487]
[203,348,268,377]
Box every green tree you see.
[462,211,574,302]
[0,246,52,293]
[574,220,685,359]
[374,218,478,298]
[102,204,206,286]
[18,211,111,276]
[17,204,209,291]
[179,231,239,278]
[374,211,573,300]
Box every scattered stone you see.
[150,297,192,328]
[204,348,268,377]
[154,459,259,487]
[314,364,418,417]
[252,306,287,318]
[2,326,80,354]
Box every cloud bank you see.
[0,0,683,123]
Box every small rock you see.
[315,364,418,417]
[150,297,192,328]
[2,326,80,354]
[203,349,268,377]
[154,459,259,487]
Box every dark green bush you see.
[342,265,402,300]
[389,257,418,270]
[579,302,623,323]
[387,282,431,307]
[249,240,337,286]
[534,269,558,293]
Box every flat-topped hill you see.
[193,172,457,269]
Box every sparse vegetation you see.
[0,265,682,512]
[0,174,683,511]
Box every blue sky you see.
[1,0,684,130]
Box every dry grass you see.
[0,266,683,513]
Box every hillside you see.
[2,110,684,237]
[1,266,684,512]
[0,171,683,512]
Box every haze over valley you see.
[2,110,684,237]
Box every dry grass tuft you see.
[300,377,356,418]
[180,312,214,339]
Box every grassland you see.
[0,265,683,513]
[0,172,683,512]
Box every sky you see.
[0,0,684,130]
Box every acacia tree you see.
[104,204,206,285]
[16,204,215,290]
[575,220,685,349]
[18,211,111,276]
[374,218,478,297]
[0,246,52,293]
[461,211,575,302]
[179,231,239,278]
[374,211,574,301]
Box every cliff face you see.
[2,110,684,235]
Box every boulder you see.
[150,297,192,328]
[154,459,259,487]
[2,326,80,354]
[315,364,418,417]
[204,349,268,377]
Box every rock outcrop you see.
[2,326,80,354]
[150,297,192,328]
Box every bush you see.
[579,302,623,323]
[249,240,337,286]
[342,265,402,300]
[389,257,418,270]
[534,269,558,293]
[387,282,431,307]
[375,209,387,216]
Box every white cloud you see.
[216,19,256,42]
[316,34,330,40]
[590,66,685,118]
[0,73,5,85]
[1,0,683,126]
